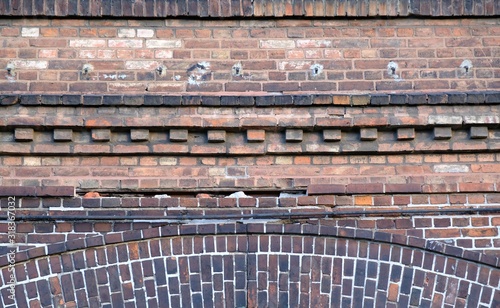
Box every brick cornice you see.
[0,0,498,18]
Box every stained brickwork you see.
[1,18,499,93]
[0,224,499,307]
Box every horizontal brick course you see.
[0,0,497,17]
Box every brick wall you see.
[1,0,500,307]
[1,18,499,93]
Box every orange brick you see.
[387,283,399,301]
[354,195,372,206]
[462,228,498,237]
[294,156,311,165]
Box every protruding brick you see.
[15,128,34,141]
[170,129,188,142]
[470,127,488,139]
[348,95,368,106]
[434,127,452,140]
[397,128,415,140]
[92,129,111,142]
[360,128,377,141]
[207,130,226,143]
[131,129,149,142]
[53,129,73,142]
[285,129,303,142]
[247,130,266,142]
[323,129,341,142]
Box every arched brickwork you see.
[2,224,499,307]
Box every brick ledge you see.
[1,91,499,107]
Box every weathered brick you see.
[15,128,34,141]
[285,129,303,142]
[470,127,488,139]
[170,129,188,142]
[91,129,111,142]
[360,128,378,141]
[397,128,415,140]
[323,129,342,142]
[434,127,452,140]
[53,129,73,142]
[207,130,226,143]
[130,129,149,142]
[247,130,266,142]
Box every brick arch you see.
[2,223,499,307]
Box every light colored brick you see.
[145,40,182,48]
[159,157,178,166]
[137,29,155,38]
[11,60,48,69]
[463,115,499,124]
[260,40,295,49]
[296,39,332,48]
[108,39,143,48]
[428,115,462,125]
[125,61,159,70]
[155,50,174,59]
[433,164,470,173]
[118,28,136,38]
[69,39,106,48]
[21,27,39,37]
[38,50,58,58]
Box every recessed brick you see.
[170,129,188,142]
[323,129,341,141]
[15,128,34,141]
[53,129,73,142]
[434,127,452,140]
[360,128,377,141]
[131,129,149,142]
[207,130,226,143]
[285,129,303,142]
[397,128,415,140]
[470,127,488,139]
[91,129,111,142]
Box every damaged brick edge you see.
[1,223,498,270]
[1,92,499,107]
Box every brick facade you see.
[1,0,499,307]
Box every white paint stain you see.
[103,74,127,80]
